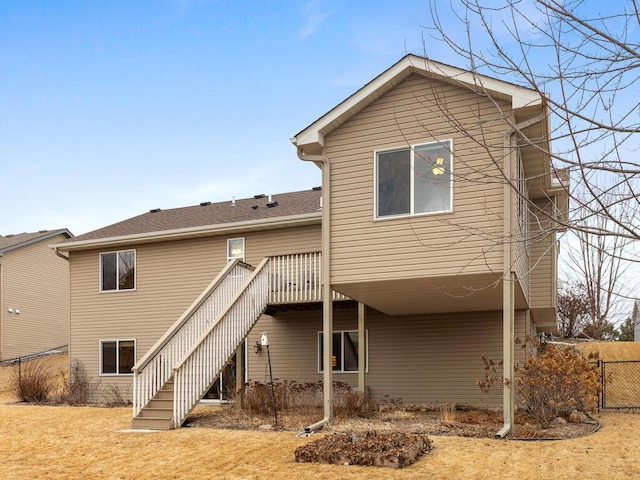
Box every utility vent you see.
[254,194,266,199]
[312,186,322,191]
[266,201,278,208]
[200,201,211,207]
[231,196,236,207]
[252,205,258,210]
[39,229,48,233]
[149,208,161,213]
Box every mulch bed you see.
[187,404,599,440]
[294,430,432,468]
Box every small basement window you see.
[100,339,135,375]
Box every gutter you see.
[296,148,333,435]
[53,212,321,252]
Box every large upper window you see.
[100,250,135,292]
[375,140,453,218]
[318,330,367,373]
[100,339,135,375]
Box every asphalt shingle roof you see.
[72,188,323,242]
[0,229,72,254]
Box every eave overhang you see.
[54,212,322,253]
[1,228,73,257]
[291,54,543,153]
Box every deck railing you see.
[132,260,254,418]
[172,258,270,427]
[268,252,348,303]
[133,252,348,426]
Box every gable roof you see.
[55,189,322,252]
[0,229,73,256]
[292,54,544,154]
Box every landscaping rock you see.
[569,410,588,423]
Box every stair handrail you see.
[132,259,253,373]
[132,259,253,417]
[172,257,270,427]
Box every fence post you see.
[599,360,605,410]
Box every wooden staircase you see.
[131,378,174,430]
[132,258,270,430]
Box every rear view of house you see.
[0,229,73,360]
[55,55,567,434]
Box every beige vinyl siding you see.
[69,225,320,392]
[529,198,557,309]
[0,234,70,359]
[249,307,526,407]
[326,74,512,286]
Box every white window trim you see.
[99,338,136,376]
[317,330,368,374]
[99,249,137,293]
[373,139,454,221]
[227,237,245,263]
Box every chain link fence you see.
[599,360,640,409]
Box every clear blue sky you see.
[1,0,449,236]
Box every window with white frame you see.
[318,330,367,373]
[100,339,135,375]
[227,237,245,262]
[100,250,135,291]
[375,140,452,218]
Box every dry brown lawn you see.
[2,354,640,479]
[575,341,640,361]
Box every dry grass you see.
[0,354,68,403]
[575,341,640,361]
[2,354,640,479]
[2,403,640,479]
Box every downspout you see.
[496,110,547,439]
[296,149,333,435]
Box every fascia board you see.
[54,212,322,252]
[292,54,542,150]
[1,229,73,256]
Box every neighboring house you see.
[0,229,73,360]
[634,300,640,342]
[54,55,567,432]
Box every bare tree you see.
[557,281,589,338]
[424,0,640,321]
[564,191,632,338]
[427,0,640,247]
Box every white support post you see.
[503,272,515,430]
[358,302,366,394]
